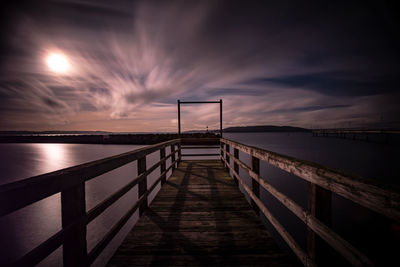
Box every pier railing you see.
[2,137,399,266]
[0,139,182,266]
[180,138,220,158]
[220,138,400,266]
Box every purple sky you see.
[0,0,399,132]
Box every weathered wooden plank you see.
[108,160,297,267]
[221,138,400,222]
[0,139,180,217]
[181,138,220,145]
[138,156,148,215]
[160,147,166,185]
[251,156,260,216]
[222,157,314,267]
[61,183,87,267]
[171,144,176,171]
[222,154,374,266]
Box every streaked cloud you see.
[0,0,399,131]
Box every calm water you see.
[0,143,172,266]
[224,132,400,266]
[0,133,399,266]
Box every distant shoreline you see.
[0,133,218,145]
[0,125,311,136]
[223,125,310,133]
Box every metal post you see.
[220,99,223,137]
[178,100,181,135]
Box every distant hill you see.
[223,125,310,133]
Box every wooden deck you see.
[108,160,297,266]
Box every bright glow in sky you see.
[46,53,70,73]
[0,1,399,132]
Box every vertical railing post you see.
[225,144,230,172]
[171,144,176,171]
[251,156,260,216]
[178,100,181,135]
[138,156,148,216]
[233,148,239,185]
[61,183,87,267]
[220,99,223,137]
[307,183,332,264]
[220,142,224,163]
[177,142,182,163]
[160,147,166,185]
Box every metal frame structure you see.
[177,99,223,137]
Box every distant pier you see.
[312,129,400,144]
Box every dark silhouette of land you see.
[0,125,309,144]
[223,125,309,132]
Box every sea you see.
[0,132,399,266]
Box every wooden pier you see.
[109,160,295,266]
[1,137,399,266]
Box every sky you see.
[0,0,399,132]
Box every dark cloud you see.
[245,72,400,97]
[208,88,268,97]
[268,105,352,114]
[0,0,399,130]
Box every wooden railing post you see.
[251,156,260,216]
[138,156,148,215]
[178,142,182,163]
[233,148,239,185]
[307,183,332,264]
[171,144,176,171]
[160,147,166,185]
[220,142,224,163]
[61,183,87,267]
[225,144,230,172]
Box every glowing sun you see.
[46,53,70,73]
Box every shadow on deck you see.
[108,160,297,266]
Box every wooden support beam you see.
[307,183,332,264]
[251,156,260,216]
[220,142,224,163]
[233,148,239,185]
[177,143,182,163]
[61,183,87,267]
[220,99,223,137]
[221,138,400,222]
[160,147,166,185]
[137,157,147,215]
[178,100,181,135]
[225,144,230,172]
[171,144,176,171]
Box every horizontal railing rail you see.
[180,138,220,157]
[220,137,400,267]
[0,139,182,266]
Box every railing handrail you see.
[0,139,180,217]
[220,138,400,222]
[0,138,182,266]
[220,137,400,266]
